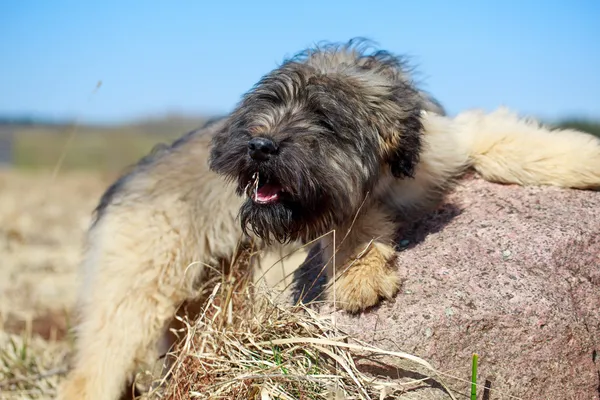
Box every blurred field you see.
[0,169,114,325]
[13,129,176,172]
[6,115,209,172]
[556,119,600,138]
[0,169,116,398]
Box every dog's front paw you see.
[328,242,400,313]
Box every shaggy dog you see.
[208,39,600,312]
[57,39,600,400]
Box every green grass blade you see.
[471,353,478,400]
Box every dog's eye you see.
[317,119,335,132]
[312,111,335,133]
[248,126,267,135]
[309,138,320,150]
[229,130,248,138]
[312,104,345,135]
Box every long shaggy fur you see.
[454,106,600,189]
[58,38,600,400]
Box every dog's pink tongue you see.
[255,183,280,203]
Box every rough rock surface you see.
[295,175,600,399]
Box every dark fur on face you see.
[209,38,428,244]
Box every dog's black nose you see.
[248,137,278,160]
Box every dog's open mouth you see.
[246,172,284,205]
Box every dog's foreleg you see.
[57,211,205,400]
[320,205,401,313]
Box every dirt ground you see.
[0,168,115,399]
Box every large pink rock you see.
[318,175,600,399]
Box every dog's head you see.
[209,39,427,244]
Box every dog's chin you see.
[239,197,300,244]
[235,170,332,244]
[237,174,308,243]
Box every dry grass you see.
[0,169,114,323]
[0,169,113,400]
[137,249,455,400]
[0,331,70,399]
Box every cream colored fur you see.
[455,106,600,189]
[57,108,600,400]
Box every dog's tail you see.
[453,106,600,190]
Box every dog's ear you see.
[307,74,424,179]
[208,118,240,173]
[353,77,425,179]
[207,126,227,170]
[385,110,423,179]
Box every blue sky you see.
[1,0,599,124]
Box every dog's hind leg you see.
[57,206,208,400]
[453,107,600,190]
[319,205,401,313]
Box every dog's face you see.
[209,41,425,244]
